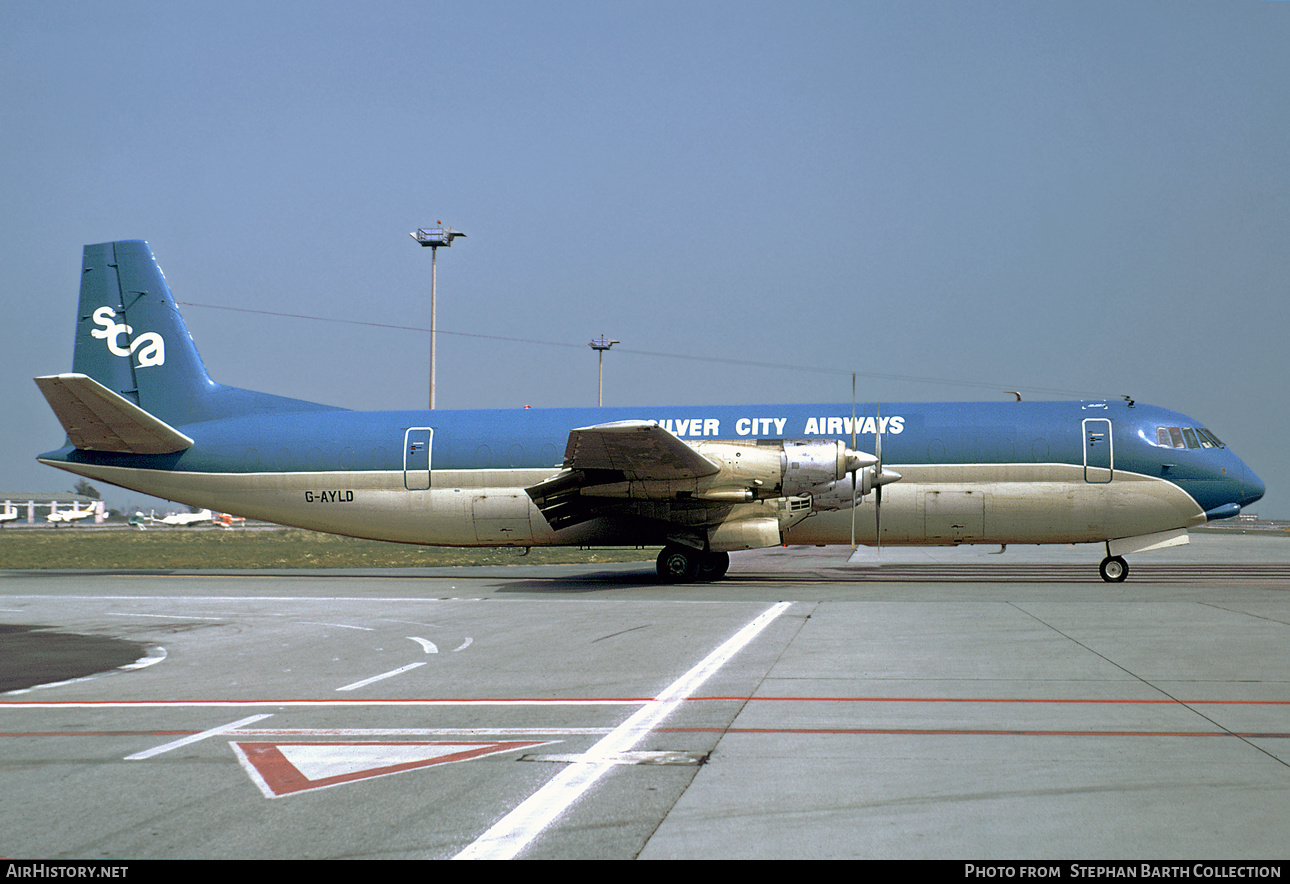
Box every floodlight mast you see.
[410,225,466,409]
[589,335,619,406]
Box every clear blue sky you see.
[3,1,1288,517]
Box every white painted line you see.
[336,662,427,692]
[236,727,614,737]
[454,601,792,861]
[0,699,645,709]
[3,595,488,603]
[120,646,167,670]
[125,713,273,760]
[408,637,438,654]
[533,750,703,765]
[106,612,226,621]
[453,638,473,652]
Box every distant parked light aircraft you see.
[45,502,96,524]
[35,241,1264,582]
[159,508,214,527]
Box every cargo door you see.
[922,489,985,542]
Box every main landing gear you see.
[656,545,730,583]
[1099,555,1129,583]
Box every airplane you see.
[34,240,1265,582]
[158,508,215,527]
[46,502,97,525]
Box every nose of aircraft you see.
[1239,461,1266,509]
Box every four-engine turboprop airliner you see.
[35,241,1265,582]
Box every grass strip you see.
[0,527,657,570]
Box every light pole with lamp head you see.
[410,224,466,409]
[589,335,619,406]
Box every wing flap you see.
[34,373,194,454]
[527,421,723,531]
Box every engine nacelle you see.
[782,440,854,497]
[804,478,858,512]
[689,439,875,505]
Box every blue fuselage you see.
[42,394,1264,549]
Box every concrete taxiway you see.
[1,532,1288,859]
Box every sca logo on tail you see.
[90,307,165,368]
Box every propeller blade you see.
[876,483,882,553]
[851,373,857,549]
[875,401,882,554]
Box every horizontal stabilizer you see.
[34,373,194,454]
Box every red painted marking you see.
[662,727,1290,738]
[691,696,1290,705]
[232,740,549,797]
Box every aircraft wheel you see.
[657,545,700,583]
[696,551,731,582]
[1099,555,1129,583]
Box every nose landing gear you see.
[1099,555,1129,583]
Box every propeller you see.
[851,374,858,549]
[869,401,903,552]
[846,374,901,551]
[875,401,884,553]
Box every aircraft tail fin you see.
[34,373,194,454]
[73,241,216,426]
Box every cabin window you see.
[1168,427,1186,449]
[1182,428,1200,449]
[1156,427,1172,447]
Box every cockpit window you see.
[1153,426,1225,449]
[1198,428,1224,448]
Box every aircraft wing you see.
[561,420,720,480]
[527,421,726,532]
[34,373,194,455]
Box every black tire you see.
[657,545,700,583]
[1099,555,1129,583]
[696,551,731,582]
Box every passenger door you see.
[403,428,433,490]
[1082,418,1113,484]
